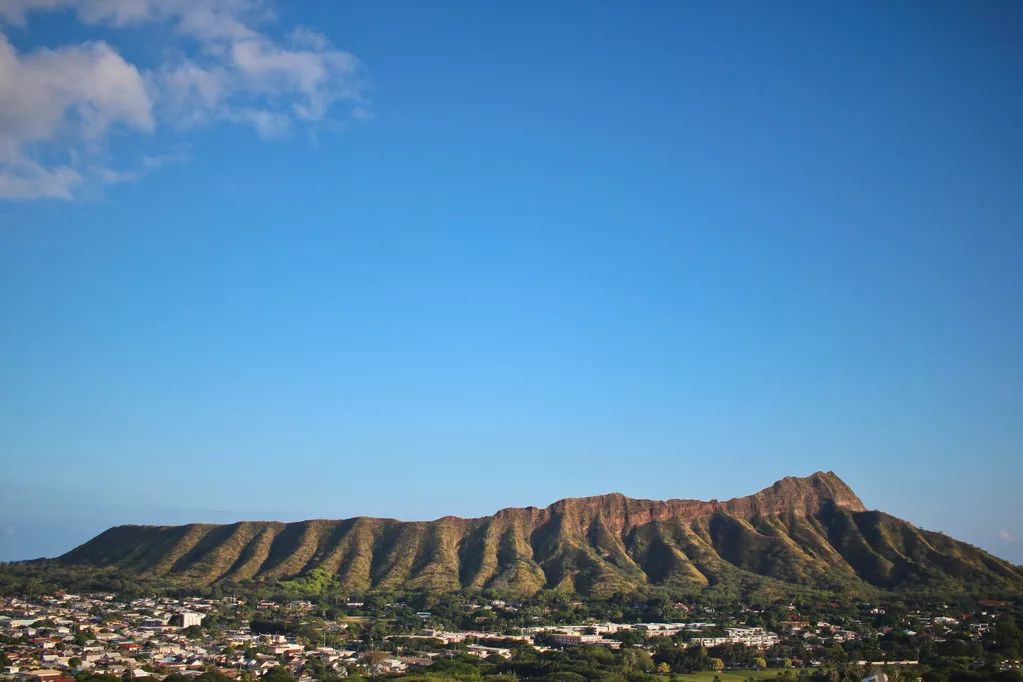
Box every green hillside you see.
[41,472,1023,597]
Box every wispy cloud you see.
[0,0,368,200]
[999,530,1017,543]
[92,151,190,185]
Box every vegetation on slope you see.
[12,472,1023,599]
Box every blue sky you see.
[1,1,1021,565]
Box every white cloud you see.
[154,30,362,138]
[1,0,261,40]
[226,107,291,138]
[0,155,81,200]
[1000,530,1017,543]
[0,0,367,200]
[0,34,152,199]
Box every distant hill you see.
[47,472,1023,597]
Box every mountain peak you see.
[724,471,866,516]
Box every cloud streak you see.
[0,0,367,200]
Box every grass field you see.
[337,615,372,623]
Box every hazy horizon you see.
[2,2,1022,567]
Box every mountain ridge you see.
[78,471,865,530]
[55,472,1023,597]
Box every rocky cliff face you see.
[57,472,1022,596]
[483,471,864,536]
[720,471,866,517]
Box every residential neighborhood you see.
[1,591,1020,682]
